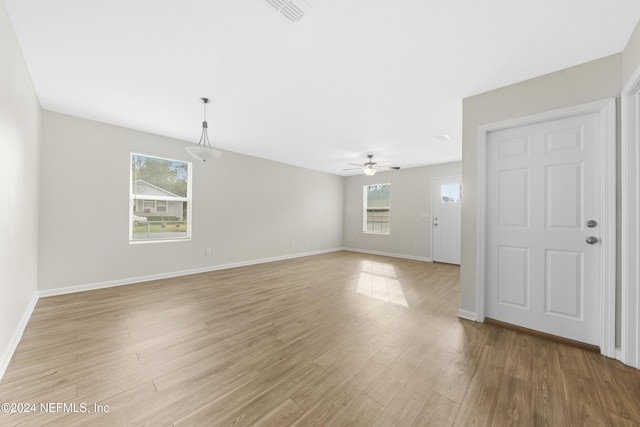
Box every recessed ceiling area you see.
[5,0,640,175]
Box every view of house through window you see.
[130,153,191,241]
[363,183,390,234]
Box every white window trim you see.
[129,152,192,243]
[362,183,391,235]
[132,194,189,202]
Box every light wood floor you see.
[1,251,639,426]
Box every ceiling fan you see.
[344,154,400,176]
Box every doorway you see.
[432,175,461,265]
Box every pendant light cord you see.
[200,98,212,148]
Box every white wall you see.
[0,0,41,377]
[38,111,344,292]
[460,54,623,329]
[343,162,461,260]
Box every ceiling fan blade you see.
[342,167,363,171]
[376,161,392,166]
[377,166,401,170]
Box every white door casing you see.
[622,65,640,369]
[475,99,616,357]
[432,176,461,264]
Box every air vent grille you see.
[265,0,308,23]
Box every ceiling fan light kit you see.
[186,97,222,162]
[364,166,377,176]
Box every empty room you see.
[2,0,640,425]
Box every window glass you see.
[441,183,461,203]
[363,183,390,234]
[130,153,191,241]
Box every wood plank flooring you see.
[0,251,639,426]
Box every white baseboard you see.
[343,247,431,262]
[457,309,478,322]
[38,248,344,298]
[615,348,622,362]
[0,294,39,382]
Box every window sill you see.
[129,238,192,245]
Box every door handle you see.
[586,236,598,245]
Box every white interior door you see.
[432,176,461,264]
[486,113,602,346]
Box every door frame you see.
[622,65,640,368]
[431,174,462,264]
[475,98,616,357]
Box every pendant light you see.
[186,97,222,162]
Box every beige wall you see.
[0,0,41,376]
[623,20,640,85]
[38,111,344,291]
[344,162,461,260]
[460,54,622,316]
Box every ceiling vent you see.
[265,0,311,23]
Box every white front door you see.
[486,112,602,346]
[432,176,461,265]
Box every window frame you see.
[362,183,391,235]
[129,152,192,243]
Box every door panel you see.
[432,176,461,264]
[498,168,529,227]
[486,113,601,345]
[545,163,581,229]
[497,246,528,308]
[545,249,582,319]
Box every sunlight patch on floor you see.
[356,261,408,307]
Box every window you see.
[143,200,155,213]
[130,153,192,242]
[441,183,461,203]
[363,183,390,234]
[156,200,168,213]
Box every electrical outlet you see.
[291,240,295,247]
[205,248,212,256]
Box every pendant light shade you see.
[186,97,222,162]
[185,145,222,162]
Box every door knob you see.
[586,236,598,245]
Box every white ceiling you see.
[5,1,640,175]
